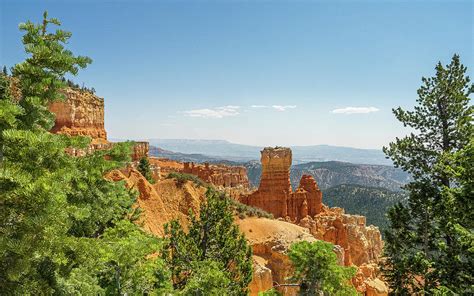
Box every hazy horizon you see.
[2,1,472,149]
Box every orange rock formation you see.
[49,88,107,142]
[150,158,250,190]
[106,167,206,236]
[240,147,322,221]
[183,161,249,189]
[237,217,345,296]
[47,88,149,161]
[240,147,387,295]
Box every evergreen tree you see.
[163,188,253,295]
[2,66,7,75]
[0,12,171,294]
[288,240,357,296]
[138,156,154,183]
[382,54,473,294]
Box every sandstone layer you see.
[299,208,383,266]
[150,157,250,191]
[183,162,250,189]
[49,88,107,142]
[47,88,149,161]
[239,147,387,295]
[237,217,344,296]
[240,147,322,221]
[106,167,206,236]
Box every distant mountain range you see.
[150,145,410,231]
[245,161,410,192]
[149,144,410,192]
[146,139,392,165]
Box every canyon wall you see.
[240,147,322,221]
[240,147,387,295]
[183,161,250,189]
[48,88,148,161]
[49,88,107,143]
[151,158,250,190]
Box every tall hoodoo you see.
[241,147,322,221]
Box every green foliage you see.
[137,156,154,183]
[288,240,357,296]
[227,197,274,219]
[382,54,473,294]
[178,260,231,295]
[323,184,406,233]
[0,11,171,294]
[12,11,91,131]
[163,188,253,295]
[167,171,208,188]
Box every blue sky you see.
[1,0,472,149]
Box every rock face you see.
[132,141,150,161]
[150,158,250,190]
[240,147,322,221]
[106,167,206,236]
[299,208,383,266]
[240,147,387,295]
[183,162,249,189]
[49,88,107,142]
[47,88,149,161]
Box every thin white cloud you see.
[331,106,380,114]
[272,105,297,111]
[251,105,268,108]
[183,105,240,119]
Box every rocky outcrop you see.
[299,208,383,267]
[49,88,107,142]
[183,162,250,189]
[47,88,149,161]
[240,147,387,295]
[150,158,250,190]
[249,256,273,295]
[240,147,322,221]
[132,141,150,161]
[106,167,206,236]
[238,217,344,296]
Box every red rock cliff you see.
[49,88,107,142]
[240,147,322,221]
[239,147,387,295]
[183,162,249,189]
[47,88,148,161]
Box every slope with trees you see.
[382,55,473,294]
[0,11,171,294]
[323,184,407,233]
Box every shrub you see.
[166,172,208,188]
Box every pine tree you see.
[163,188,253,295]
[288,240,357,296]
[0,11,171,294]
[137,156,154,183]
[382,54,473,294]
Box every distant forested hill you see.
[322,184,407,233]
[245,161,411,191]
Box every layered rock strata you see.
[240,147,322,221]
[47,88,149,161]
[240,147,386,295]
[150,158,250,190]
[49,88,107,142]
[183,162,249,189]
